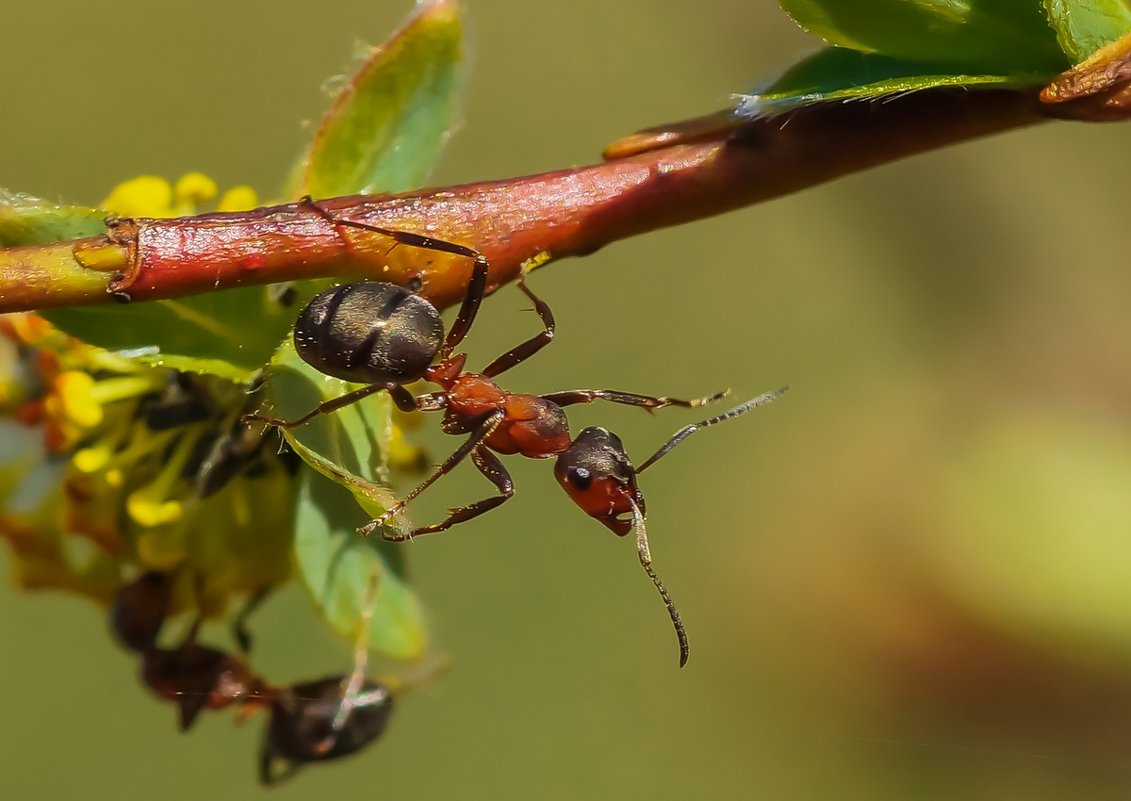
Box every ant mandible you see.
[248,204,786,665]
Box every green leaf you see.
[779,0,1068,74]
[0,191,108,247]
[256,337,398,493]
[286,0,465,199]
[39,0,468,384]
[0,191,291,382]
[294,466,428,661]
[1044,0,1131,63]
[740,47,1044,116]
[42,287,314,383]
[253,311,429,658]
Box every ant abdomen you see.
[110,571,172,653]
[294,282,443,385]
[265,678,393,767]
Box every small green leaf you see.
[286,0,465,199]
[257,337,397,494]
[254,324,430,657]
[780,0,1068,74]
[0,191,108,247]
[741,47,1042,116]
[34,2,467,384]
[2,191,293,382]
[42,287,314,383]
[1044,0,1131,63]
[295,468,428,661]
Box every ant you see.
[109,571,397,785]
[262,674,394,786]
[247,205,786,665]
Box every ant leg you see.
[244,382,400,429]
[636,386,788,474]
[232,586,272,654]
[301,197,489,360]
[358,409,505,538]
[439,255,488,360]
[321,575,379,752]
[482,271,555,377]
[386,449,514,541]
[387,383,422,413]
[541,388,730,411]
[303,196,485,264]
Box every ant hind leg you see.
[244,383,391,430]
[299,196,490,360]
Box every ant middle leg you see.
[540,388,730,412]
[384,448,514,541]
[245,382,418,430]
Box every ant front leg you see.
[384,449,514,541]
[540,388,730,412]
[357,409,505,538]
[245,382,418,430]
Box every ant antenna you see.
[629,496,689,668]
[636,386,789,474]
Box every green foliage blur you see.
[3,1,1131,799]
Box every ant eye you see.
[568,466,592,490]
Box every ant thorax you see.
[445,373,571,457]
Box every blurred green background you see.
[5,1,1131,799]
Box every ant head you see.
[554,427,645,536]
[261,678,393,784]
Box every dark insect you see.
[260,676,393,786]
[109,570,172,653]
[108,571,394,785]
[140,626,266,731]
[247,207,786,665]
